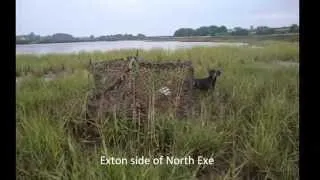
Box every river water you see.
[16,40,247,55]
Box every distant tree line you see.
[173,24,299,37]
[16,33,147,44]
[16,24,299,44]
[174,26,228,37]
[96,33,146,41]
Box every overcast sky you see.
[16,0,299,36]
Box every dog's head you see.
[208,69,222,78]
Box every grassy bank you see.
[16,41,299,179]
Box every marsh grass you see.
[16,42,298,179]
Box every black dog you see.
[193,69,222,91]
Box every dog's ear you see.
[216,70,222,76]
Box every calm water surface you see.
[16,41,247,55]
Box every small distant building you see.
[273,27,290,34]
[215,32,229,36]
[16,35,26,40]
[227,29,234,33]
[78,37,91,41]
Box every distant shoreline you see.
[16,33,299,45]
